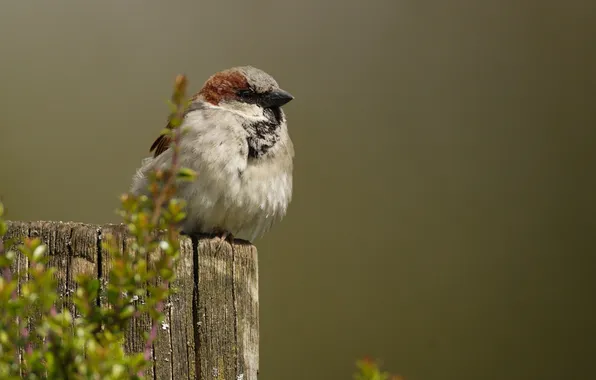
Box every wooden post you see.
[1,221,259,380]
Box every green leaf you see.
[0,221,7,236]
[87,278,100,294]
[173,212,187,223]
[119,305,135,319]
[159,128,173,136]
[159,267,173,281]
[176,167,197,181]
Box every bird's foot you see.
[179,229,234,252]
[213,229,234,252]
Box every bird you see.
[130,66,294,243]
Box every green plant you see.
[354,358,402,380]
[0,74,195,379]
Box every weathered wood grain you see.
[1,221,260,380]
[171,236,197,378]
[233,242,260,379]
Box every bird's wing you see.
[149,128,172,158]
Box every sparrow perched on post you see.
[130,66,294,243]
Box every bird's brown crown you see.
[196,70,249,105]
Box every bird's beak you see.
[260,89,294,108]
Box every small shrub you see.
[354,358,401,380]
[0,74,194,379]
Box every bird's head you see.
[150,66,294,159]
[196,66,294,121]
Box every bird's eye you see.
[236,89,254,98]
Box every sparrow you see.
[130,66,294,243]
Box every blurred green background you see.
[1,1,595,379]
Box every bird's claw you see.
[214,230,234,253]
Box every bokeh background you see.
[1,1,595,379]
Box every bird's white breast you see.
[184,154,292,241]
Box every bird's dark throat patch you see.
[245,107,284,159]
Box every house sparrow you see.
[130,66,294,243]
